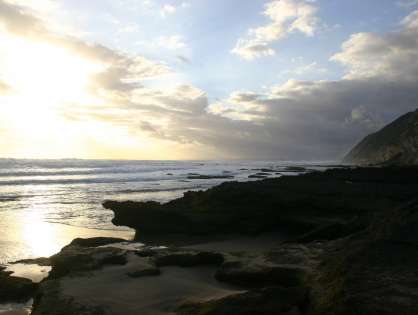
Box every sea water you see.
[0,159,334,264]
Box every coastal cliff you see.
[343,109,418,165]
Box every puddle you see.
[5,264,51,283]
[0,299,32,315]
[99,242,167,251]
[99,242,145,251]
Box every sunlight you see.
[21,210,60,258]
[0,34,104,105]
[0,30,108,157]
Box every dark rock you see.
[0,271,37,303]
[177,286,308,315]
[32,280,108,315]
[154,250,224,267]
[295,219,368,243]
[13,257,51,266]
[215,254,311,288]
[104,200,192,237]
[284,166,307,172]
[261,168,276,172]
[126,268,160,278]
[310,201,418,314]
[105,167,418,242]
[48,245,127,279]
[68,237,128,248]
[187,175,234,180]
[248,174,268,179]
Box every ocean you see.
[0,159,331,264]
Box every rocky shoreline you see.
[2,166,418,314]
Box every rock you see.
[260,168,276,172]
[310,201,418,314]
[126,265,160,278]
[0,270,37,303]
[248,174,268,179]
[187,175,234,180]
[154,250,224,267]
[103,200,192,238]
[215,246,314,288]
[284,166,307,172]
[13,257,51,266]
[105,167,418,242]
[177,286,308,315]
[32,280,108,315]
[48,245,128,279]
[215,261,310,288]
[343,109,418,166]
[68,237,128,248]
[295,219,368,243]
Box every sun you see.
[0,31,107,157]
[0,33,105,106]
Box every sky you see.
[0,0,418,160]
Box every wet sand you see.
[60,252,243,315]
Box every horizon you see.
[1,0,418,160]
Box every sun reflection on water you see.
[22,210,62,258]
[13,205,134,262]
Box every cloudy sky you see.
[0,0,417,160]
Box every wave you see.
[0,195,21,202]
[0,167,187,178]
[0,176,177,186]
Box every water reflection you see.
[0,205,134,264]
[22,210,61,258]
[5,264,51,283]
[18,210,134,260]
[0,300,32,315]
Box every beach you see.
[2,166,418,314]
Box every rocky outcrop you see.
[177,286,309,315]
[311,200,418,315]
[343,109,418,165]
[18,167,418,314]
[31,198,418,315]
[104,167,418,243]
[0,267,37,303]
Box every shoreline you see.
[2,166,418,314]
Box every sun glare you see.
[22,210,60,258]
[2,37,104,102]
[0,31,109,157]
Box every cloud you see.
[176,55,191,64]
[0,80,10,92]
[209,11,418,158]
[280,61,328,77]
[1,0,418,160]
[232,0,320,60]
[331,10,418,81]
[156,35,186,50]
[231,40,275,61]
[0,0,171,93]
[160,4,176,17]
